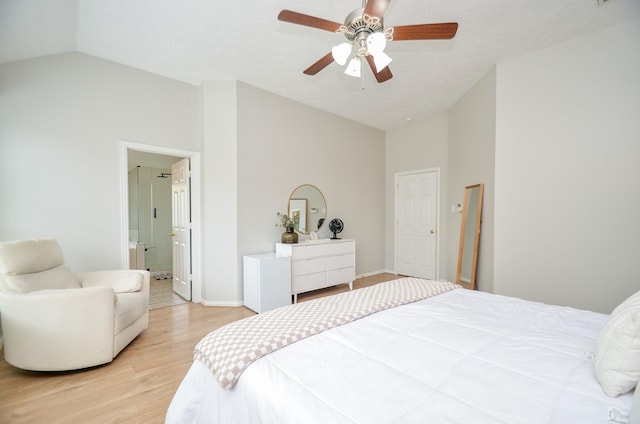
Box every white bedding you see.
[166,287,633,424]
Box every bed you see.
[166,278,637,423]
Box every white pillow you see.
[613,290,640,314]
[596,292,640,397]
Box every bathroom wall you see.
[128,166,173,272]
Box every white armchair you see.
[0,238,149,371]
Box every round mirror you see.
[288,184,327,235]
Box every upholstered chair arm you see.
[79,269,150,295]
[0,286,116,371]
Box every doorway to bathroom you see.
[121,141,201,307]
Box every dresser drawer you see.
[326,253,354,271]
[290,240,354,260]
[327,266,355,285]
[292,272,326,294]
[292,257,325,276]
[291,244,332,260]
[329,241,355,255]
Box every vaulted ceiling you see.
[1,0,638,130]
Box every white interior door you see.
[171,158,191,300]
[395,170,438,279]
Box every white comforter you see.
[166,288,633,423]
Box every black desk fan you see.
[329,218,344,240]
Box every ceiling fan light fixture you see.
[331,42,352,66]
[344,57,361,77]
[366,31,387,54]
[372,51,392,72]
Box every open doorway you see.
[120,141,201,306]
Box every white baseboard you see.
[357,269,398,279]
[201,300,245,307]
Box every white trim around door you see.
[120,141,202,304]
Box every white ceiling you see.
[1,0,639,130]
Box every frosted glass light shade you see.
[345,57,361,77]
[373,51,392,72]
[331,43,351,66]
[366,32,387,54]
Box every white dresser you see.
[276,239,355,303]
[243,253,291,313]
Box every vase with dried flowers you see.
[276,212,298,244]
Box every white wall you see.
[200,81,240,304]
[0,53,200,272]
[236,82,386,289]
[385,115,449,279]
[448,68,496,292]
[494,19,640,313]
[0,55,387,305]
[198,80,387,305]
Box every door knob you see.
[168,232,175,237]
[430,229,435,234]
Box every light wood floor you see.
[0,273,401,424]
[149,278,188,310]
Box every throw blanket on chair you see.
[194,277,458,389]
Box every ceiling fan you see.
[277,0,458,83]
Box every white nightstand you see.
[243,253,291,313]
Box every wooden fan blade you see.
[363,0,391,19]
[303,52,335,75]
[391,23,458,41]
[365,55,393,83]
[278,10,342,33]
